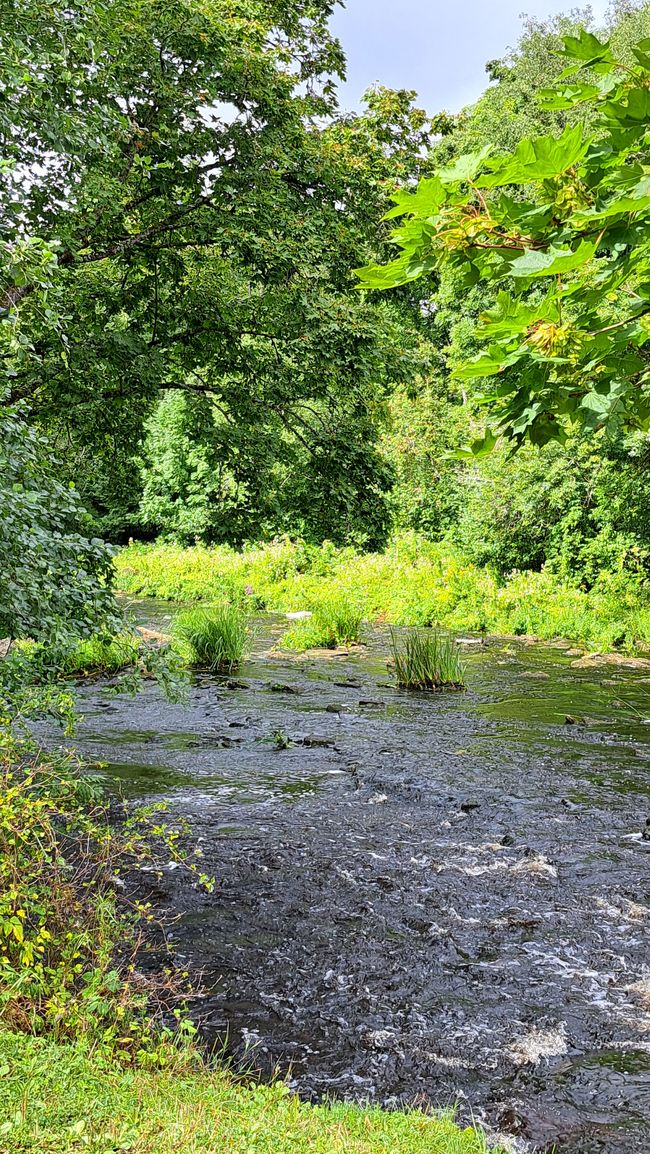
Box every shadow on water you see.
[39,605,650,1153]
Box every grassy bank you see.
[115,535,650,652]
[0,1031,499,1154]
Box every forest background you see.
[4,0,650,652]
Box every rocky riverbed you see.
[46,605,650,1153]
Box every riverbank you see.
[0,726,498,1154]
[115,536,650,653]
[0,1031,497,1154]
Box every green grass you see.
[114,534,650,653]
[6,634,142,682]
[0,1031,502,1154]
[55,633,141,677]
[280,592,364,651]
[173,604,248,672]
[390,628,465,691]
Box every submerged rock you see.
[571,653,650,669]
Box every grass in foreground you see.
[0,1031,501,1154]
[391,628,465,691]
[114,534,650,653]
[172,604,248,672]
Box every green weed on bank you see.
[0,1030,503,1154]
[54,633,141,677]
[0,726,208,1062]
[115,535,650,653]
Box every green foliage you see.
[138,392,235,545]
[390,628,465,691]
[357,22,650,448]
[172,605,248,672]
[0,731,201,1059]
[53,635,141,679]
[138,391,395,550]
[449,433,650,581]
[280,595,364,651]
[380,380,468,537]
[0,1032,499,1154]
[0,404,119,644]
[115,536,650,652]
[3,0,432,551]
[0,634,189,748]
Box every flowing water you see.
[46,602,650,1153]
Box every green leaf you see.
[478,291,560,337]
[560,29,615,68]
[437,146,492,186]
[603,86,650,128]
[511,402,542,434]
[508,240,597,278]
[537,82,601,111]
[453,347,525,381]
[448,428,498,459]
[477,125,591,187]
[573,189,650,224]
[629,40,650,67]
[354,254,426,290]
[382,176,448,220]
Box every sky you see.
[330,0,611,114]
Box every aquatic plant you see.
[390,627,465,691]
[173,604,248,672]
[280,593,363,651]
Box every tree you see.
[357,27,650,450]
[1,0,431,543]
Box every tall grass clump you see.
[390,627,465,691]
[173,604,248,672]
[280,593,363,651]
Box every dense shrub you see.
[139,393,394,551]
[0,729,209,1058]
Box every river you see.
[47,602,650,1153]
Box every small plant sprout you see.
[173,604,248,673]
[390,627,465,692]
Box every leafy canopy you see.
[1,0,432,543]
[357,27,650,450]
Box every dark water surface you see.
[54,603,650,1152]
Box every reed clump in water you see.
[173,604,247,672]
[281,594,363,651]
[390,627,465,691]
